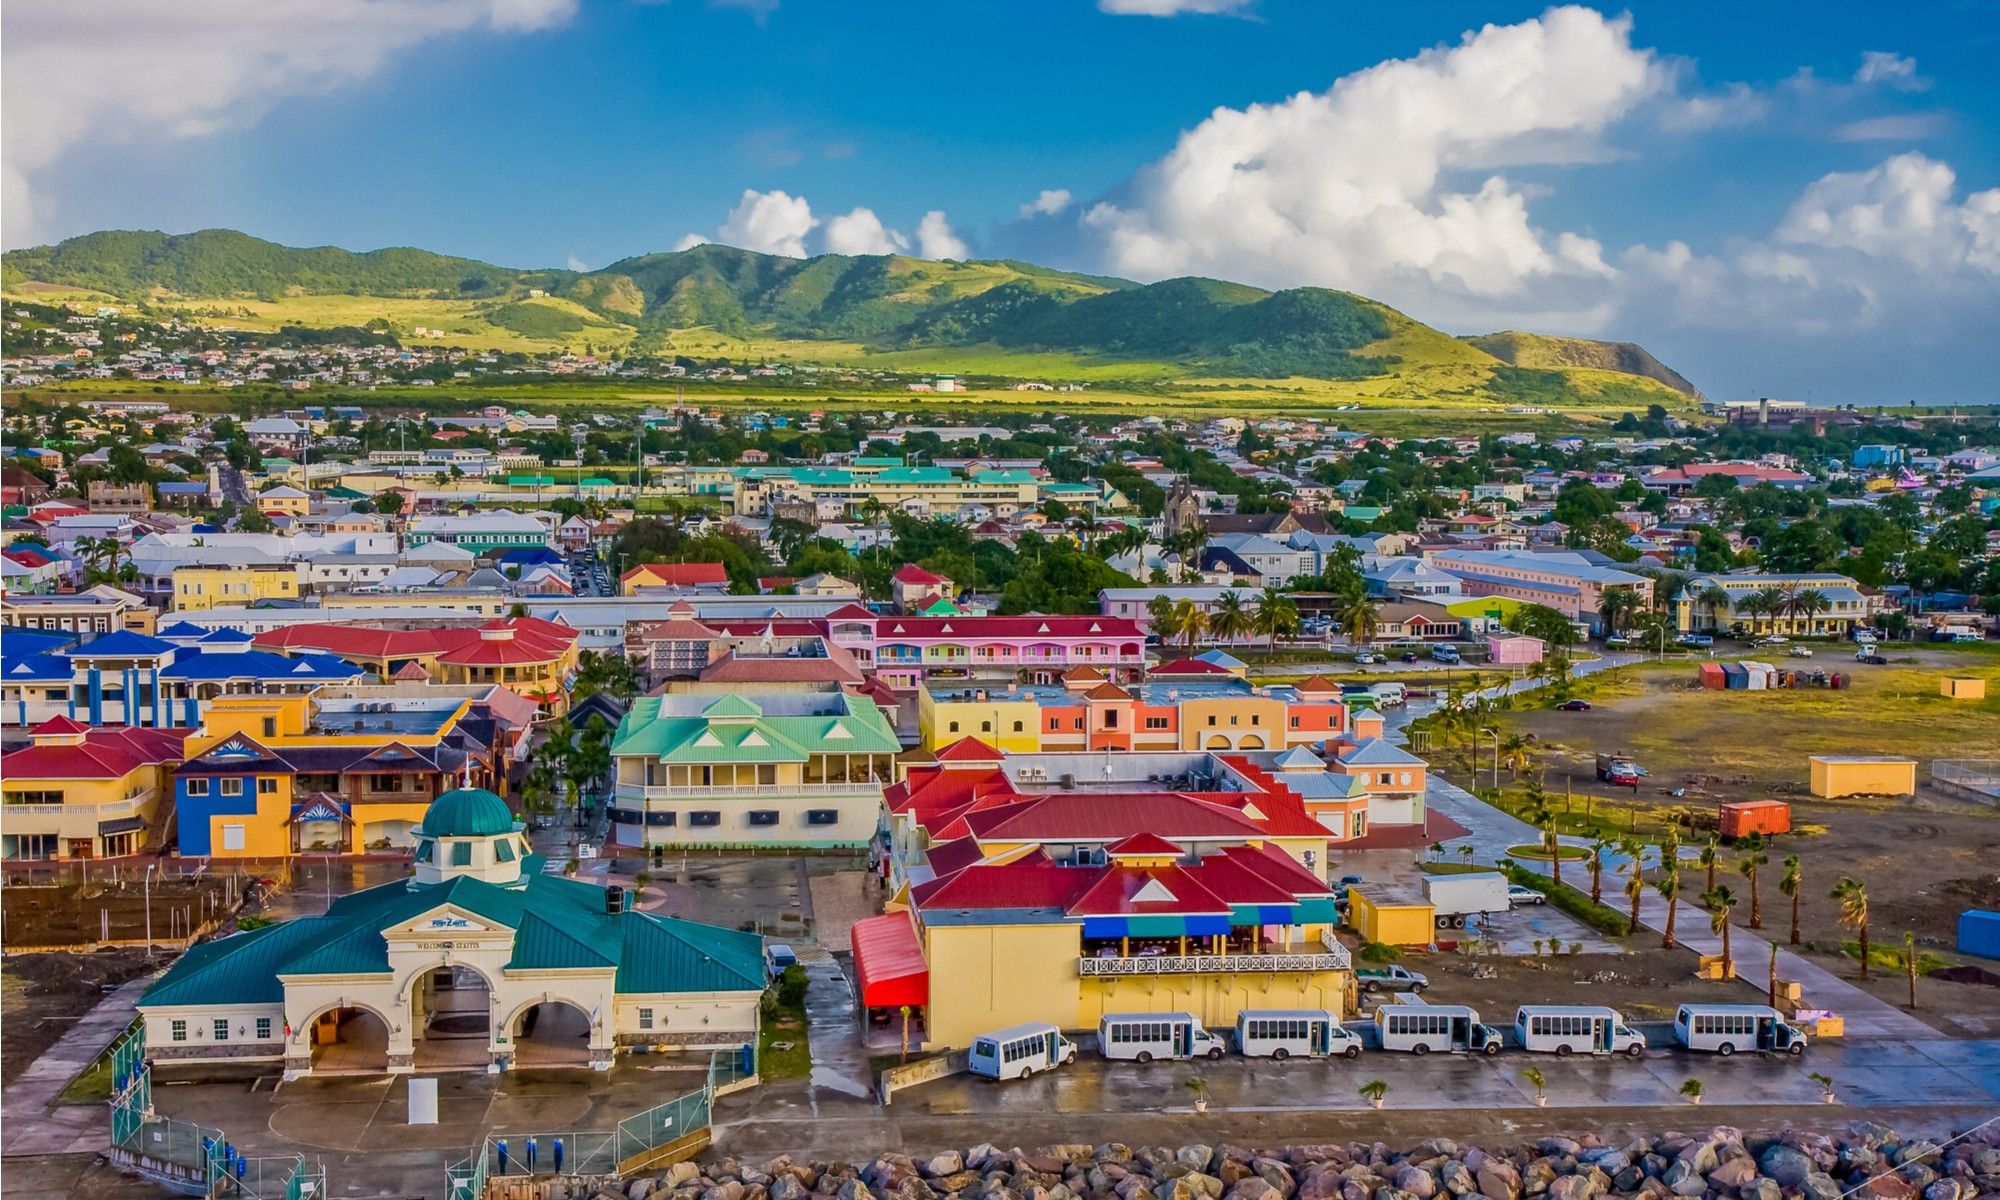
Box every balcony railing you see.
[616,782,884,801]
[0,791,152,817]
[1077,939,1352,976]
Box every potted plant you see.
[1680,1078,1704,1106]
[1184,1074,1209,1114]
[1810,1072,1835,1104]
[1523,1066,1547,1107]
[1359,1079,1389,1110]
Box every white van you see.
[1367,682,1407,708]
[1513,1005,1645,1058]
[1235,1009,1362,1060]
[1672,1004,1807,1056]
[1375,1005,1502,1055]
[968,1023,1077,1080]
[1098,1012,1225,1062]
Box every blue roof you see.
[0,628,77,656]
[158,482,209,494]
[3,652,73,681]
[68,630,176,658]
[1195,649,1247,669]
[198,628,255,643]
[160,649,364,682]
[498,547,564,566]
[157,622,209,639]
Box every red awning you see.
[851,912,928,1008]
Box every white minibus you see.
[1672,1004,1807,1056]
[1235,1009,1363,1060]
[1097,1012,1225,1062]
[1375,1005,1501,1055]
[968,1022,1077,1080]
[1513,1005,1646,1058]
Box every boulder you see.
[1544,1177,1596,1200]
[1922,1184,1961,1200]
[1536,1140,1581,1161]
[1863,1175,1916,1200]
[926,1154,967,1179]
[1438,1163,1475,1197]
[702,1182,747,1200]
[1759,1145,1814,1188]
[1708,1159,1758,1190]
[1801,1174,1842,1200]
[1474,1161,1521,1200]
[1096,1147,1136,1166]
[1391,1166,1436,1200]
[1659,1162,1704,1198]
[1223,1179,1282,1200]
[1520,1159,1556,1197]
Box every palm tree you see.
[1209,592,1251,646]
[1904,931,1919,1010]
[1338,592,1382,651]
[1702,885,1739,978]
[1172,600,1209,653]
[1588,838,1611,905]
[1252,586,1300,650]
[1735,590,1770,635]
[1621,837,1646,937]
[1694,584,1734,635]
[1752,586,1792,635]
[1657,865,1682,949]
[1832,877,1871,980]
[1597,588,1643,638]
[1500,733,1531,778]
[1793,588,1831,636]
[1738,833,1769,930]
[1779,855,1804,947]
[1699,836,1719,893]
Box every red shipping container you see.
[1720,799,1791,838]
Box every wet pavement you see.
[803,959,875,1106]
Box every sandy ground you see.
[1469,647,2000,1037]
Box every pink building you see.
[1485,632,1546,666]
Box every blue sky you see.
[5,0,1998,403]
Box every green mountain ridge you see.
[3,228,1698,404]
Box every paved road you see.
[0,972,153,1157]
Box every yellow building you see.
[174,691,494,858]
[173,564,300,612]
[1941,676,1988,700]
[916,676,1356,755]
[918,690,1042,753]
[0,720,188,861]
[1809,756,1916,799]
[255,485,312,516]
[1347,885,1436,946]
[867,840,1353,1049]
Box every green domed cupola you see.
[411,787,528,887]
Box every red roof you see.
[256,618,575,666]
[1293,674,1340,693]
[1068,864,1230,916]
[850,912,928,1008]
[622,562,728,586]
[32,715,90,735]
[1104,832,1185,857]
[1083,682,1133,701]
[4,547,54,568]
[910,859,1093,911]
[824,603,877,621]
[893,564,948,586]
[1149,658,1232,677]
[699,648,864,685]
[933,736,1004,763]
[961,792,1267,843]
[2,726,191,780]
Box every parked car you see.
[1353,653,1381,664]
[1756,635,1791,645]
[1507,885,1547,907]
[1855,652,1889,665]
[1788,646,1814,658]
[764,944,799,977]
[1558,699,1593,711]
[1401,651,1419,663]
[1677,634,1714,648]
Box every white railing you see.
[616,782,884,801]
[0,792,152,818]
[1078,945,1353,976]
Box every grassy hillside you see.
[1465,331,1702,398]
[3,229,1702,411]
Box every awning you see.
[288,798,352,824]
[851,912,928,1008]
[98,816,147,836]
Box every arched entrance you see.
[309,1005,391,1075]
[412,965,493,1071]
[510,1000,594,1068]
[1238,734,1265,749]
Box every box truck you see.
[1421,872,1511,930]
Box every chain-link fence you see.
[463,1057,724,1193]
[1934,759,2000,800]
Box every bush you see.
[1358,941,1403,964]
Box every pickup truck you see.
[1356,965,1430,994]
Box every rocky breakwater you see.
[602,1125,2000,1200]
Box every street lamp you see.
[1479,727,1500,791]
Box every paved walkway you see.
[801,959,873,1106]
[1,972,154,1157]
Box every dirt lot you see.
[1408,948,1772,1022]
[1462,646,2000,1037]
[0,948,156,1087]
[2,874,242,950]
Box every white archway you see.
[407,962,497,1072]
[506,998,597,1068]
[298,1000,397,1075]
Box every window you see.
[256,1018,272,1040]
[981,721,992,733]
[451,841,472,866]
[1073,718,1085,731]
[258,778,277,794]
[805,809,840,826]
[747,811,780,826]
[219,777,243,797]
[415,838,434,863]
[370,774,404,792]
[221,824,246,851]
[1013,721,1024,733]
[1207,715,1217,726]
[639,1008,655,1031]
[1145,716,1170,730]
[186,779,210,797]
[494,839,516,863]
[1290,716,1301,729]
[1103,710,1118,728]
[690,811,722,827]
[948,721,960,734]
[213,1019,230,1042]
[171,1020,188,1042]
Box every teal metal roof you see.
[421,787,518,837]
[610,694,900,763]
[140,858,760,1010]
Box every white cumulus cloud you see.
[0,0,577,246]
[1098,0,1251,15]
[1077,5,1662,327]
[915,211,970,260]
[1019,189,1073,218]
[674,233,711,251]
[1854,51,1928,90]
[715,189,818,257]
[822,207,909,255]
